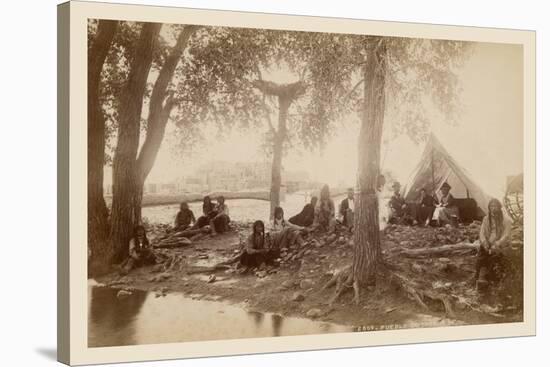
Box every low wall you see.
[104,191,270,208]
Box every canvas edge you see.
[63,1,537,365]
[57,1,71,365]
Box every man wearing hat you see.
[433,182,459,226]
[388,181,412,224]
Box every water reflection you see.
[248,310,265,330]
[271,314,284,337]
[88,286,147,347]
[88,285,352,347]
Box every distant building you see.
[159,183,177,194]
[145,183,157,194]
[195,161,273,192]
[138,161,314,196]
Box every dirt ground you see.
[96,221,524,331]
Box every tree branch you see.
[343,78,364,101]
[136,24,199,182]
[251,79,307,100]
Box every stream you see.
[142,193,347,225]
[88,283,353,347]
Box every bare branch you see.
[343,78,365,101]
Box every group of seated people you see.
[174,195,231,235]
[119,195,230,274]
[387,181,460,227]
[239,184,340,272]
[120,182,513,293]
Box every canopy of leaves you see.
[170,27,365,156]
[383,37,472,143]
[89,18,472,163]
[88,20,184,163]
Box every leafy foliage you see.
[383,37,472,144]
[90,18,471,167]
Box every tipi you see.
[402,134,491,218]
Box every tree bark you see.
[133,26,198,223]
[88,20,117,272]
[110,22,161,262]
[252,80,306,219]
[352,38,387,290]
[270,96,290,218]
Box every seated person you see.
[473,198,512,289]
[239,220,279,269]
[120,225,156,275]
[289,196,318,227]
[174,201,196,232]
[270,206,305,248]
[192,196,217,229]
[415,188,437,226]
[433,182,459,226]
[388,181,412,225]
[313,184,336,233]
[339,188,355,229]
[210,195,230,235]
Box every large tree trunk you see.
[87,20,117,273]
[352,38,387,291]
[133,25,198,223]
[110,22,161,262]
[270,96,290,218]
[133,99,173,223]
[251,80,305,219]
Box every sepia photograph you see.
[55,1,535,364]
[86,17,526,346]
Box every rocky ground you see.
[96,220,524,331]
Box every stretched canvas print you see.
[57,1,536,365]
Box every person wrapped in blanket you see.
[472,198,512,290]
[210,195,230,236]
[239,220,279,270]
[271,206,306,248]
[289,196,318,227]
[388,181,414,225]
[191,196,217,229]
[119,225,157,275]
[415,188,437,226]
[173,201,196,232]
[239,208,306,271]
[313,184,336,233]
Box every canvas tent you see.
[402,134,491,218]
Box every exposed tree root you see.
[161,253,187,272]
[154,239,192,249]
[153,227,211,247]
[320,260,456,317]
[321,265,361,306]
[388,242,478,259]
[388,270,456,318]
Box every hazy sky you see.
[105,41,523,199]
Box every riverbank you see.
[105,191,271,208]
[105,188,349,208]
[94,220,524,338]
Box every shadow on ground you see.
[36,348,57,361]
